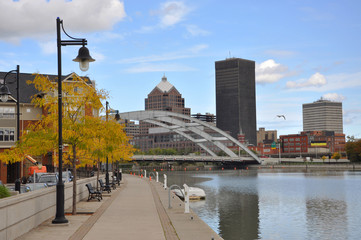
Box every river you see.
[164,169,361,240]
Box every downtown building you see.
[130,75,238,155]
[132,75,198,153]
[303,99,343,133]
[275,99,345,158]
[215,58,257,145]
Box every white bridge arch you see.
[119,110,260,163]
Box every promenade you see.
[17,174,221,240]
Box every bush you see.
[0,185,11,199]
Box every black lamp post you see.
[0,65,21,188]
[105,101,120,189]
[53,17,95,224]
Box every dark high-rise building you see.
[215,58,257,145]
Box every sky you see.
[0,0,360,138]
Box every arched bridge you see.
[119,110,260,163]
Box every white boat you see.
[172,187,206,200]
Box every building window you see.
[0,106,15,119]
[0,128,15,142]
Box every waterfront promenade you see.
[17,174,221,240]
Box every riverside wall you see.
[0,176,100,240]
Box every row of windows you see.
[0,107,15,119]
[0,128,15,142]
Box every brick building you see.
[0,72,96,183]
[279,131,345,157]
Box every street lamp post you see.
[105,101,120,189]
[53,17,95,224]
[105,101,109,189]
[0,65,21,188]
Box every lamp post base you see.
[52,183,69,224]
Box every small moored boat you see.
[172,187,206,200]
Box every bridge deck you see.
[132,155,256,162]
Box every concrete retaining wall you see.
[0,176,100,240]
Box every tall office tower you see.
[215,58,257,145]
[303,99,343,133]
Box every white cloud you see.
[185,25,210,37]
[322,93,345,102]
[286,72,326,89]
[39,41,57,55]
[264,50,296,57]
[188,44,208,53]
[284,71,361,92]
[91,51,105,62]
[0,0,126,43]
[125,63,196,73]
[256,59,289,83]
[118,44,208,64]
[159,1,191,28]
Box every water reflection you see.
[306,199,347,240]
[165,170,361,240]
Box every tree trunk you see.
[72,145,77,215]
[96,158,100,190]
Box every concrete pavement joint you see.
[68,180,127,240]
[149,180,180,240]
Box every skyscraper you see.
[215,58,257,145]
[303,99,343,133]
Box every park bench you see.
[98,179,114,193]
[85,183,102,201]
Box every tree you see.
[26,73,108,214]
[332,152,341,162]
[1,73,109,214]
[82,116,134,189]
[345,139,361,162]
[321,155,327,163]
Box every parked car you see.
[28,172,48,183]
[61,171,73,182]
[37,173,58,187]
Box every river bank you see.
[15,174,221,240]
[248,163,361,171]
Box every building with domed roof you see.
[133,75,197,153]
[144,75,190,115]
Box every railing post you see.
[168,184,184,209]
[183,184,190,213]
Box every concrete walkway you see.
[17,174,222,240]
[82,175,165,240]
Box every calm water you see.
[164,169,361,240]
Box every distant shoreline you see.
[248,163,361,171]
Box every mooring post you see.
[164,174,167,189]
[183,184,190,213]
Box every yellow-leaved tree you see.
[1,73,134,214]
[83,116,134,189]
[23,73,107,214]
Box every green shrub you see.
[0,185,11,199]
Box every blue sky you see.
[0,0,360,138]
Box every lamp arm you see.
[60,20,85,42]
[2,69,18,85]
